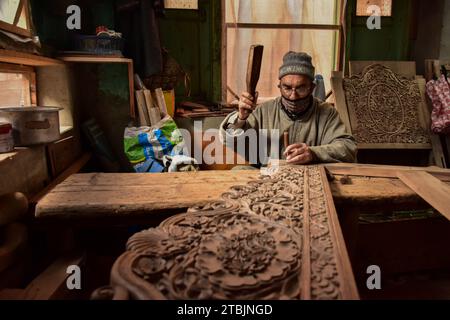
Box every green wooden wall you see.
[158,0,222,102]
[345,0,413,67]
[32,0,415,99]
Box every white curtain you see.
[226,0,339,101]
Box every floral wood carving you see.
[94,166,358,300]
[342,64,430,145]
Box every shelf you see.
[58,55,135,118]
[59,55,132,64]
[0,49,64,66]
[0,50,136,118]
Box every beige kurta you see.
[220,97,357,164]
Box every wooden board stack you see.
[134,74,166,127]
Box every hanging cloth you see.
[426,74,450,134]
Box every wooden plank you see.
[13,0,25,26]
[30,70,37,105]
[397,171,450,220]
[328,176,425,208]
[331,72,352,133]
[225,23,340,30]
[46,135,82,178]
[0,289,26,300]
[20,253,84,300]
[34,166,443,221]
[152,88,168,115]
[349,61,416,79]
[325,163,450,181]
[127,60,135,118]
[0,20,31,38]
[0,62,34,73]
[22,0,31,31]
[429,134,447,168]
[0,49,63,66]
[416,78,432,129]
[221,0,227,101]
[143,89,161,125]
[135,90,150,126]
[319,166,359,299]
[357,143,432,149]
[35,171,259,219]
[59,56,132,63]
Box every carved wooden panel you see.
[92,166,358,300]
[342,64,430,146]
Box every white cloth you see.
[163,155,199,172]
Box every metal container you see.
[0,107,62,146]
[0,122,14,153]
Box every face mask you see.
[281,95,312,114]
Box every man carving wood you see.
[220,52,357,166]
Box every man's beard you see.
[281,95,313,114]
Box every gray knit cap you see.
[279,51,315,80]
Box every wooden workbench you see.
[33,164,450,300]
[35,163,450,222]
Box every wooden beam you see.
[226,23,340,30]
[0,62,34,73]
[21,253,84,300]
[331,73,352,133]
[0,21,31,38]
[0,49,63,66]
[319,166,359,299]
[325,163,450,182]
[397,171,450,221]
[356,143,432,150]
[13,0,25,26]
[59,56,132,63]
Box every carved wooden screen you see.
[341,64,431,149]
[93,166,359,300]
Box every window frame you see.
[355,0,393,17]
[221,0,345,101]
[0,0,33,38]
[0,62,37,106]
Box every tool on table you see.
[244,45,264,117]
[283,131,289,150]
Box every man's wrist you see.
[235,116,247,125]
